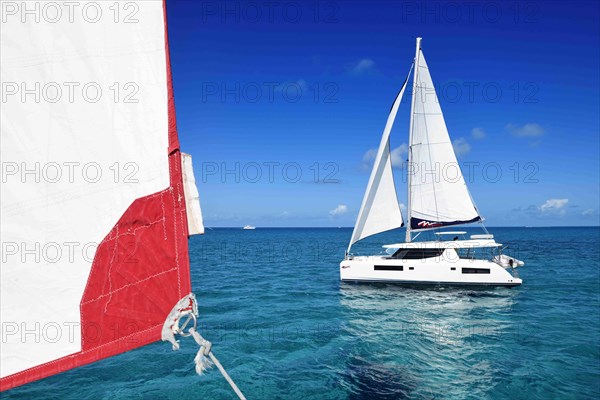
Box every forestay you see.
[347,65,413,252]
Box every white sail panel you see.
[409,51,480,230]
[349,143,403,250]
[182,153,205,235]
[348,66,412,251]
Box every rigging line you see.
[349,62,414,251]
[412,141,449,146]
[462,160,483,219]
[387,62,414,113]
[386,140,403,228]
[387,61,414,202]
[386,63,414,232]
[189,328,247,400]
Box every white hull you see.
[340,254,521,287]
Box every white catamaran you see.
[341,38,523,287]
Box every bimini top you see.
[382,239,502,249]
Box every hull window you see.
[375,265,404,271]
[390,248,445,259]
[462,268,490,274]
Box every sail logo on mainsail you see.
[417,220,443,228]
[411,216,482,230]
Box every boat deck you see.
[382,239,502,249]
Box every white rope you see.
[162,293,247,400]
[189,328,247,400]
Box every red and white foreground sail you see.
[0,0,203,390]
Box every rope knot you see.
[162,294,246,399]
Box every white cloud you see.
[539,198,569,214]
[452,137,471,157]
[330,204,348,216]
[350,58,375,74]
[506,123,545,137]
[361,148,377,171]
[582,208,595,216]
[362,148,377,163]
[362,144,407,169]
[471,127,486,139]
[390,144,408,167]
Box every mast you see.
[406,37,421,243]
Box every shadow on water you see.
[340,355,417,400]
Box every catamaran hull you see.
[340,257,521,287]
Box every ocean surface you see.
[3,227,599,400]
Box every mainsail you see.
[1,0,202,390]
[407,48,481,231]
[347,66,413,252]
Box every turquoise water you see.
[3,227,599,399]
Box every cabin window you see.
[390,248,445,259]
[450,267,456,271]
[461,268,490,274]
[409,267,414,270]
[375,265,403,271]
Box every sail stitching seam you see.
[103,224,120,314]
[81,267,179,305]
[168,155,182,297]
[101,217,166,243]
[161,190,168,240]
[174,181,182,296]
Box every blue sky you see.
[167,0,599,227]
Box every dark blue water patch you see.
[340,356,417,399]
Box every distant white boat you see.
[341,38,523,287]
[242,225,256,230]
